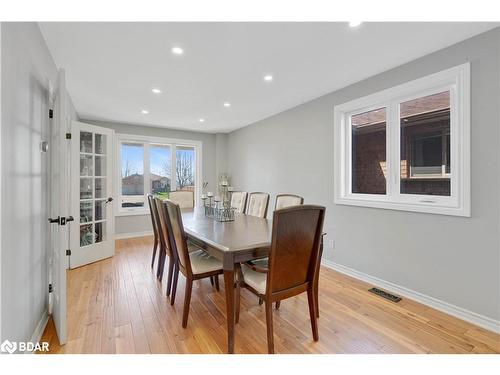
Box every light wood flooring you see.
[41,236,500,354]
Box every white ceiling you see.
[39,22,497,133]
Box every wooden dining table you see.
[181,207,324,354]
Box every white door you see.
[70,121,115,268]
[48,69,70,345]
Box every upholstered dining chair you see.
[235,205,325,354]
[230,191,248,213]
[163,199,224,327]
[245,192,270,218]
[147,194,161,275]
[154,197,178,297]
[169,190,194,208]
[275,194,304,210]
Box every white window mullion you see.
[171,145,177,191]
[389,100,400,202]
[144,143,150,202]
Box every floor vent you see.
[368,287,402,303]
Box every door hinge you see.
[49,109,54,119]
[66,249,72,256]
[49,284,53,293]
[65,133,72,139]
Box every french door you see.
[70,121,115,268]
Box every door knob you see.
[105,197,113,204]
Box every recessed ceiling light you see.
[263,74,273,82]
[141,110,149,114]
[171,46,184,55]
[349,21,362,28]
[223,102,231,108]
[152,88,162,94]
[199,118,205,123]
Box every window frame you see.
[115,134,202,216]
[334,63,470,217]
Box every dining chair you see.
[236,205,325,354]
[154,197,178,297]
[230,191,248,213]
[275,194,304,210]
[147,194,161,274]
[169,190,194,208]
[245,192,270,218]
[163,199,224,327]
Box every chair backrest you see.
[169,190,194,208]
[246,192,270,218]
[154,197,175,259]
[266,205,325,295]
[275,194,304,210]
[230,191,248,213]
[163,199,192,275]
[147,194,159,239]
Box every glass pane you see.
[400,91,451,196]
[351,108,387,194]
[95,134,106,155]
[80,224,93,247]
[150,145,171,199]
[80,178,93,199]
[176,146,195,192]
[95,155,106,177]
[80,201,93,223]
[95,200,106,221]
[121,143,144,207]
[80,155,93,176]
[80,131,92,153]
[95,178,106,199]
[95,222,106,243]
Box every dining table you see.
[181,206,324,354]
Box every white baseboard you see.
[24,310,49,354]
[115,230,153,240]
[322,259,500,334]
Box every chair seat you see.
[189,249,223,275]
[241,258,269,294]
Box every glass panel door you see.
[71,121,114,269]
[79,131,108,247]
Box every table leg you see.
[223,268,236,354]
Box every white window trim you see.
[115,133,203,216]
[334,63,470,217]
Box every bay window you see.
[117,135,202,215]
[334,63,470,216]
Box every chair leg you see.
[209,276,214,286]
[315,286,320,318]
[307,287,319,341]
[275,300,281,309]
[214,275,220,291]
[170,263,179,306]
[182,278,193,328]
[166,259,174,297]
[235,280,241,324]
[151,237,158,269]
[157,246,166,281]
[258,298,263,305]
[265,300,275,354]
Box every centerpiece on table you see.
[201,179,236,222]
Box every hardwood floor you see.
[41,236,500,354]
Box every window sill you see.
[334,196,470,217]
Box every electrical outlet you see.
[328,240,335,249]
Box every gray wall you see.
[1,23,62,342]
[83,120,219,235]
[227,28,500,321]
